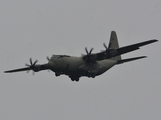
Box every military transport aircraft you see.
[4,31,158,81]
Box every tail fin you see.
[109,31,122,60]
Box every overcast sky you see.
[1,0,161,120]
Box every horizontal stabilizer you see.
[116,56,147,64]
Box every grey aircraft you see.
[4,31,158,81]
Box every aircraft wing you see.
[4,67,31,73]
[96,39,158,60]
[117,39,158,55]
[4,58,49,73]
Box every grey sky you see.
[1,0,161,120]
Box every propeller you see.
[103,42,118,57]
[25,58,38,68]
[25,58,38,74]
[85,47,93,56]
[83,47,96,63]
[102,43,112,58]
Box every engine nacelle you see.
[32,65,41,72]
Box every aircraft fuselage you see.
[48,55,116,80]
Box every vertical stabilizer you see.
[109,31,122,60]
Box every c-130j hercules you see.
[4,31,158,81]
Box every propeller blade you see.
[26,70,30,73]
[103,43,108,50]
[30,58,32,65]
[85,47,88,54]
[89,48,93,55]
[47,56,50,61]
[33,60,38,66]
[85,47,93,55]
[25,63,30,67]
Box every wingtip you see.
[4,70,11,73]
[152,39,158,42]
[142,56,147,58]
[136,56,147,59]
[4,71,9,73]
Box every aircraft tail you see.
[109,31,122,61]
[116,56,147,64]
